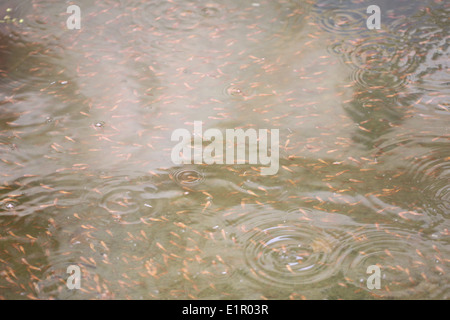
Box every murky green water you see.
[0,0,448,299]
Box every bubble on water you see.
[4,202,15,210]
[226,86,243,96]
[223,84,254,99]
[94,121,105,128]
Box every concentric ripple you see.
[371,138,449,219]
[231,206,355,289]
[99,177,172,224]
[342,226,445,298]
[327,31,421,90]
[170,167,205,187]
[406,146,450,217]
[315,9,366,35]
[350,39,418,73]
[244,224,340,288]
[223,83,254,100]
[350,68,407,91]
[327,40,355,56]
[311,0,367,36]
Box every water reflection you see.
[0,0,449,299]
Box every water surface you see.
[0,0,448,299]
